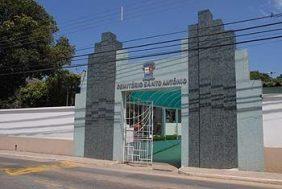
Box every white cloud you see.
[272,0,282,10]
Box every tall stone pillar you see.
[188,10,237,168]
[84,32,122,159]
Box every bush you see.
[153,135,180,141]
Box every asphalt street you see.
[0,156,280,189]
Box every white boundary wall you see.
[0,97,281,149]
[263,94,282,148]
[0,106,74,140]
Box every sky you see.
[36,0,282,76]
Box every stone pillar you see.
[74,71,87,157]
[235,49,264,171]
[188,10,237,168]
[84,32,122,159]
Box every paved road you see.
[0,156,280,189]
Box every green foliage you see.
[46,70,80,107]
[153,135,180,141]
[250,71,282,87]
[17,79,48,107]
[0,0,75,100]
[14,70,80,108]
[250,71,271,82]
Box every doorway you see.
[122,88,182,166]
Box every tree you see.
[46,70,80,107]
[250,71,282,87]
[250,71,272,83]
[15,70,80,108]
[0,0,75,101]
[17,79,48,107]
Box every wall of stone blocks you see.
[84,32,122,160]
[188,10,238,168]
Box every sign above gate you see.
[116,77,187,90]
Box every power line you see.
[2,22,282,71]
[74,20,282,56]
[1,33,282,76]
[46,34,282,79]
[2,12,282,73]
[75,30,187,53]
[2,17,282,62]
[52,20,282,57]
[1,10,281,51]
[76,23,282,53]
[65,11,282,51]
[49,10,282,37]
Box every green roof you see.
[129,88,181,109]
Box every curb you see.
[178,169,282,186]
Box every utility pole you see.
[66,88,69,106]
[120,6,124,21]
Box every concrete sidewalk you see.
[179,167,282,186]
